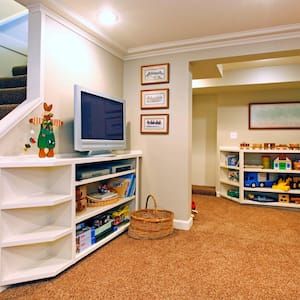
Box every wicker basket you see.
[128,194,174,239]
[87,193,119,207]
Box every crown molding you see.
[124,23,300,60]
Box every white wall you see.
[124,55,192,226]
[0,6,123,156]
[192,94,217,186]
[43,14,123,154]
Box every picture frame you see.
[140,88,169,109]
[141,63,169,85]
[249,101,300,129]
[140,114,169,134]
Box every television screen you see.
[74,85,126,155]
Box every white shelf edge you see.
[220,164,239,170]
[242,199,300,209]
[0,194,71,210]
[244,187,300,194]
[74,223,129,262]
[219,193,241,203]
[220,179,240,187]
[0,257,70,286]
[75,169,135,186]
[75,196,135,224]
[244,168,300,173]
[1,227,72,247]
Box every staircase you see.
[0,65,27,120]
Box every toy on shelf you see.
[227,189,239,198]
[293,160,300,170]
[76,185,87,213]
[252,143,263,150]
[264,143,275,150]
[289,143,300,150]
[276,144,289,150]
[247,193,277,202]
[272,176,292,192]
[240,142,250,150]
[290,197,300,204]
[226,154,239,167]
[278,194,290,203]
[29,103,63,158]
[244,172,275,188]
[228,170,239,182]
[291,177,300,189]
[273,154,292,170]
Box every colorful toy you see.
[278,194,290,203]
[273,154,292,170]
[272,177,292,192]
[244,172,275,188]
[227,189,239,198]
[247,193,276,202]
[29,103,63,158]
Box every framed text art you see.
[140,114,169,134]
[141,63,169,85]
[140,88,169,109]
[249,102,300,129]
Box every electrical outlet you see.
[230,132,237,139]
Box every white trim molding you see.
[124,23,300,60]
[174,217,193,231]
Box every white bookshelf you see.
[0,151,142,288]
[219,147,300,209]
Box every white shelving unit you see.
[0,151,142,288]
[219,147,300,210]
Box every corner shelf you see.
[219,147,300,210]
[0,151,142,288]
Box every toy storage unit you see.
[0,151,142,288]
[219,147,300,210]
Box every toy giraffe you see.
[29,103,63,158]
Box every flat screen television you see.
[74,84,126,155]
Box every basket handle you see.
[145,194,158,213]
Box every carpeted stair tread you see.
[0,103,18,119]
[0,74,27,89]
[12,65,27,76]
[0,87,26,104]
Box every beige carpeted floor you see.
[1,195,299,300]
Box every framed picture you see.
[141,63,169,85]
[140,114,169,134]
[249,102,300,129]
[140,88,169,109]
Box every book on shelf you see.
[107,173,136,197]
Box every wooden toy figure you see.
[29,103,63,158]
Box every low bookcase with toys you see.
[219,143,300,210]
[0,151,141,289]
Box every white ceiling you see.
[16,0,300,57]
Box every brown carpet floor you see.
[1,195,299,300]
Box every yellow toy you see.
[272,177,292,192]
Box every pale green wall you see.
[192,87,300,189]
[124,55,192,223]
[192,94,217,186]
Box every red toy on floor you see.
[192,200,198,216]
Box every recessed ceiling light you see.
[98,10,118,25]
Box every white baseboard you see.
[174,217,193,230]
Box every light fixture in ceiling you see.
[98,9,119,25]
